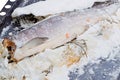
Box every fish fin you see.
[20,37,48,50]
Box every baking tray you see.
[0,0,22,33]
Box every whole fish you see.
[11,3,120,61]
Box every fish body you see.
[12,9,101,47]
[11,4,120,60]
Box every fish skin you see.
[20,37,48,50]
[12,10,101,47]
[11,4,120,61]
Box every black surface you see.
[0,0,23,34]
[18,0,45,7]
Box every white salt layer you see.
[12,0,106,16]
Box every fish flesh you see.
[11,3,120,61]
